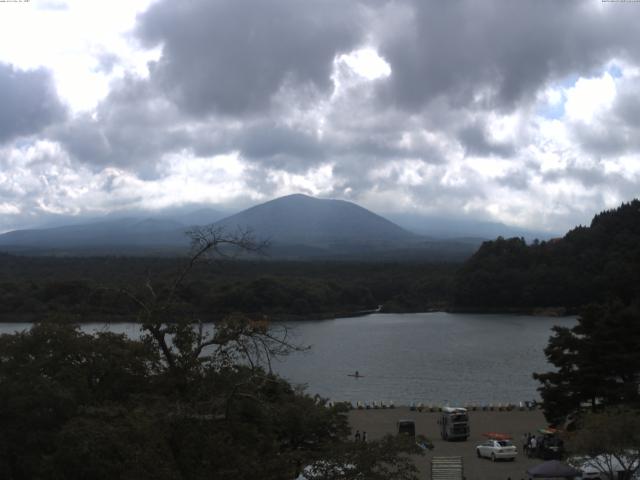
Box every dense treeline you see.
[453,200,640,312]
[0,255,456,321]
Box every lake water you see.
[0,312,575,406]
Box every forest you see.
[0,253,456,322]
[453,200,640,312]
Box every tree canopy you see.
[566,408,640,480]
[534,301,640,426]
[454,199,640,311]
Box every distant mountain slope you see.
[0,218,189,250]
[453,199,640,311]
[0,194,480,260]
[386,212,554,241]
[213,194,418,248]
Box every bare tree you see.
[120,226,303,379]
[566,408,640,480]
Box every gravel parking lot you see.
[349,407,548,480]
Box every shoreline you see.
[0,308,576,324]
[349,407,550,480]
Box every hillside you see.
[453,199,640,312]
[213,194,417,248]
[0,218,189,251]
[0,194,479,260]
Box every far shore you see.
[0,306,577,324]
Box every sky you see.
[0,0,639,234]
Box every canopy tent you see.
[526,460,581,478]
[483,432,513,440]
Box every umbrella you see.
[526,460,581,478]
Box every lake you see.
[0,312,575,406]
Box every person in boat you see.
[355,370,360,377]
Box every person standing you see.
[355,430,361,442]
[362,431,367,443]
[529,435,537,458]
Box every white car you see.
[476,439,518,461]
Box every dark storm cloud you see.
[377,0,640,113]
[135,0,365,117]
[0,63,66,143]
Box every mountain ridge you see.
[0,193,539,260]
[213,193,417,249]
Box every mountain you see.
[0,194,481,260]
[453,199,640,311]
[106,206,225,228]
[213,194,417,250]
[0,218,189,251]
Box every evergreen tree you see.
[534,302,640,425]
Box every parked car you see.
[476,438,518,462]
[397,419,416,437]
[530,431,564,460]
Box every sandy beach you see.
[349,407,549,480]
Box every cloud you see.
[458,123,516,158]
[0,63,66,143]
[135,0,365,117]
[51,75,191,176]
[35,1,69,11]
[376,0,640,113]
[567,71,640,157]
[2,0,640,233]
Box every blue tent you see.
[526,460,581,478]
